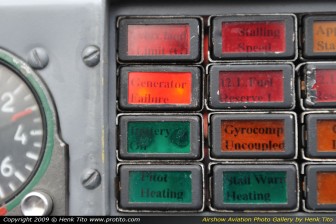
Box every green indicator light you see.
[129,171,192,203]
[223,171,287,204]
[127,121,190,154]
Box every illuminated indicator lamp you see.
[211,164,298,211]
[305,165,336,211]
[118,115,202,160]
[303,16,336,58]
[210,113,296,159]
[208,64,295,109]
[0,207,7,216]
[318,173,336,204]
[304,113,336,159]
[210,15,296,60]
[119,164,203,211]
[118,17,201,62]
[118,66,202,111]
[303,63,336,108]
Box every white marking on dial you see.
[24,94,32,101]
[30,130,43,136]
[26,152,38,161]
[33,142,42,148]
[13,84,24,95]
[0,186,4,198]
[14,171,26,183]
[25,165,33,171]
[8,183,16,191]
[33,118,42,123]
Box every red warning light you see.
[127,25,190,56]
[128,72,192,105]
[219,70,284,103]
[314,69,336,103]
[0,207,7,216]
[222,21,286,54]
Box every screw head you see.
[82,45,100,67]
[27,47,49,70]
[81,169,101,190]
[20,191,53,216]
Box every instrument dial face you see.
[0,63,45,205]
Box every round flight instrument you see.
[0,53,46,207]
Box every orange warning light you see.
[220,120,285,152]
[313,21,336,53]
[128,72,192,105]
[317,172,336,204]
[316,120,336,152]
